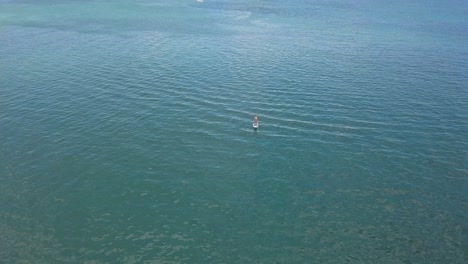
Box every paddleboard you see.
[253,116,259,129]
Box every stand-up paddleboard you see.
[253,116,259,129]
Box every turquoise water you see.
[1,0,467,262]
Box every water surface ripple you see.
[1,0,467,263]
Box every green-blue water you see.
[1,0,467,262]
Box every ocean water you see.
[1,0,467,262]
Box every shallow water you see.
[1,0,467,262]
